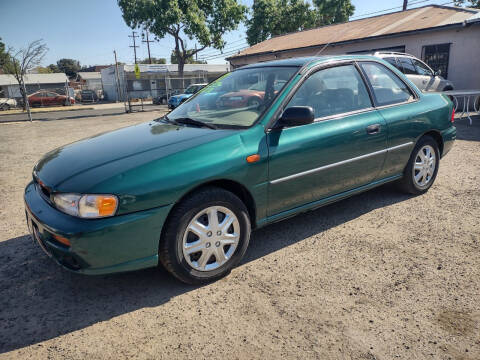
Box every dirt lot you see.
[0,113,479,359]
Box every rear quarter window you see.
[360,62,415,107]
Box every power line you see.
[199,41,249,57]
[198,45,249,60]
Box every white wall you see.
[230,25,480,90]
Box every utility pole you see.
[129,31,139,64]
[195,43,198,62]
[403,0,408,11]
[142,30,154,64]
[113,50,122,103]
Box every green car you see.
[24,56,456,284]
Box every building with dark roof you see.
[228,5,480,90]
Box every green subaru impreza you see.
[25,55,456,284]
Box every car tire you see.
[397,135,440,195]
[159,187,251,284]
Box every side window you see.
[46,92,57,97]
[397,57,416,75]
[286,65,372,119]
[384,57,403,72]
[360,62,415,106]
[412,59,433,76]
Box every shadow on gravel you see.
[0,184,411,353]
[455,116,480,142]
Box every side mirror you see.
[434,69,442,76]
[275,106,314,128]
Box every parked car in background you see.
[217,80,286,109]
[28,91,75,107]
[25,55,456,284]
[153,90,181,105]
[80,90,98,103]
[0,97,17,110]
[168,83,207,109]
[373,52,454,92]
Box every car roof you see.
[188,83,208,86]
[236,55,383,70]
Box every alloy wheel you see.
[412,145,436,188]
[182,206,240,272]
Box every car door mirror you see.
[275,106,314,128]
[434,69,442,76]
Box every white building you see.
[0,73,69,98]
[77,72,103,91]
[228,5,480,90]
[101,63,230,101]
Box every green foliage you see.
[0,37,9,70]
[170,50,206,64]
[454,0,480,8]
[56,58,81,78]
[117,0,246,73]
[36,66,54,73]
[246,0,354,45]
[138,57,167,64]
[47,64,60,72]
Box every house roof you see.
[228,5,480,60]
[77,72,101,80]
[0,73,68,86]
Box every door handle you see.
[366,124,381,135]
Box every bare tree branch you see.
[4,39,48,120]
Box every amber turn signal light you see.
[246,154,260,163]
[95,195,118,217]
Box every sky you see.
[0,0,459,67]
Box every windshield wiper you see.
[174,117,217,130]
[156,114,179,126]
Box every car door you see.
[411,58,438,91]
[359,61,419,179]
[46,92,59,105]
[267,63,387,216]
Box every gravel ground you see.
[0,113,479,360]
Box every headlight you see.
[53,193,118,218]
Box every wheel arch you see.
[419,130,444,156]
[165,179,257,231]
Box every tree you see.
[246,0,317,45]
[36,66,54,73]
[0,38,9,71]
[118,0,247,76]
[170,50,206,64]
[47,64,60,72]
[454,0,480,8]
[56,58,81,78]
[3,39,48,120]
[246,0,354,46]
[139,57,167,64]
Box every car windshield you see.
[167,66,299,128]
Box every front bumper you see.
[24,181,172,275]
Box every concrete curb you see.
[0,106,96,117]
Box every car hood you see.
[34,121,234,192]
[170,94,192,102]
